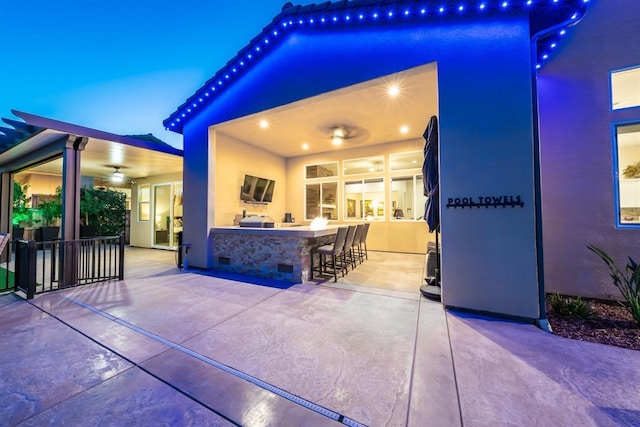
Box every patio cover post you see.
[59,135,87,287]
[0,172,11,263]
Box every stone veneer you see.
[211,227,337,283]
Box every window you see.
[615,123,640,225]
[305,182,338,220]
[390,151,422,171]
[344,178,385,220]
[612,66,640,110]
[138,184,150,221]
[344,156,384,175]
[390,175,427,220]
[305,162,338,179]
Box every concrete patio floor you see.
[1,249,639,426]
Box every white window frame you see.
[138,184,150,222]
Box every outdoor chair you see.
[357,222,370,261]
[311,226,348,282]
[343,225,358,271]
[351,224,365,265]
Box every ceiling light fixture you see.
[400,125,409,134]
[331,126,347,146]
[112,167,124,182]
[259,119,269,129]
[388,84,400,97]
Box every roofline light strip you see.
[165,0,590,132]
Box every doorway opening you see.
[152,182,183,249]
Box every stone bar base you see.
[211,226,338,283]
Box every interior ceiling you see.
[215,63,439,158]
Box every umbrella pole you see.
[435,228,441,287]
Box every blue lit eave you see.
[164,0,591,134]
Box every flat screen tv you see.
[240,174,276,203]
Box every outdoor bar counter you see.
[210,225,339,283]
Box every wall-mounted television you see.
[240,174,276,203]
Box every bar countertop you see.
[211,225,340,238]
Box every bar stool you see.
[343,225,358,270]
[311,227,348,282]
[350,224,364,265]
[357,222,370,261]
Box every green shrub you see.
[37,186,62,226]
[587,245,640,326]
[80,187,126,236]
[549,293,593,319]
[12,181,32,226]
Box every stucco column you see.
[59,135,88,286]
[0,172,11,262]
[182,122,216,268]
[437,22,541,321]
[61,136,88,241]
[0,172,11,237]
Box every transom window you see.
[612,66,640,110]
[390,151,422,171]
[305,162,338,179]
[344,156,384,175]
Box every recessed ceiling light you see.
[400,125,409,134]
[259,119,269,129]
[388,84,400,97]
[302,143,309,150]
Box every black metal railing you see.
[15,235,125,299]
[0,238,15,294]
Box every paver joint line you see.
[60,295,369,427]
[24,297,240,426]
[445,309,466,427]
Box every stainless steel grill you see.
[238,215,275,228]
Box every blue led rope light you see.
[165,0,590,131]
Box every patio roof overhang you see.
[0,111,183,180]
[164,0,591,134]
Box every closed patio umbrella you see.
[423,115,439,234]
[420,115,441,300]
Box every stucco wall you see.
[434,19,540,320]
[19,173,62,197]
[214,132,287,226]
[539,0,640,300]
[183,12,544,319]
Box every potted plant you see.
[623,161,640,179]
[34,186,62,242]
[12,181,32,240]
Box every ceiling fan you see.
[330,126,351,146]
[325,124,370,146]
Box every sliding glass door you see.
[152,182,183,249]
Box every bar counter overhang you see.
[210,225,340,283]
